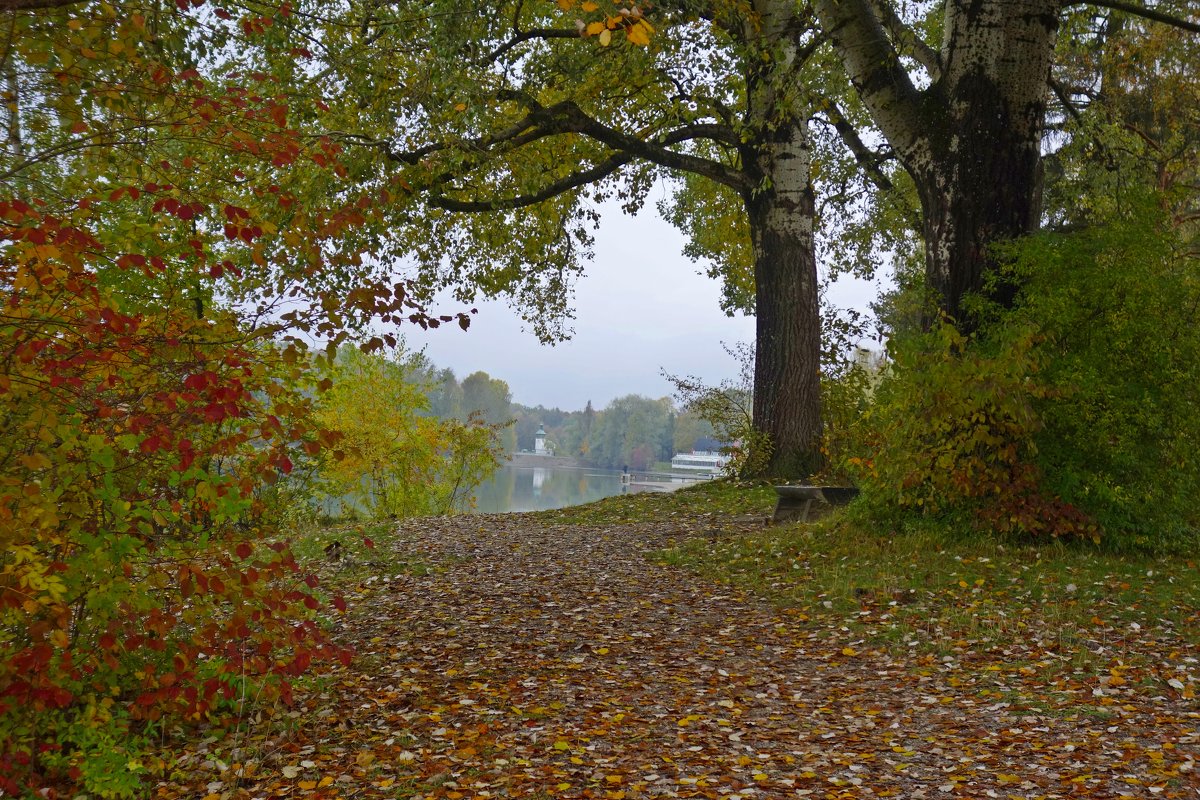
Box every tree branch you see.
[0,0,81,9]
[430,151,636,212]
[556,102,751,193]
[1049,76,1087,127]
[1072,0,1200,33]
[432,115,750,211]
[486,27,582,63]
[810,0,927,164]
[868,0,942,79]
[813,97,894,192]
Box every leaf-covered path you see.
[177,514,1199,799]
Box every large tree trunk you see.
[744,117,823,479]
[913,0,1060,325]
[813,0,1062,329]
[737,0,824,479]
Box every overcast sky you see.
[404,198,881,412]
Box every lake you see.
[470,465,629,513]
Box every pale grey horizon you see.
[406,202,882,412]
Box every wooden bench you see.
[772,485,860,524]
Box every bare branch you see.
[554,102,751,192]
[432,114,750,212]
[1072,0,1200,33]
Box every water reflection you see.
[471,465,628,513]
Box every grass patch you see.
[291,520,436,581]
[658,512,1200,672]
[533,478,777,525]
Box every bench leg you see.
[772,496,816,524]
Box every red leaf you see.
[362,537,375,550]
[332,596,347,612]
[183,372,208,391]
[235,542,253,559]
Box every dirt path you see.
[178,514,1199,799]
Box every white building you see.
[534,425,549,455]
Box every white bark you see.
[814,0,1063,321]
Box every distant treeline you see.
[414,358,721,471]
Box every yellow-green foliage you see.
[315,346,504,518]
[852,199,1200,547]
[848,320,1088,538]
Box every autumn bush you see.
[0,202,357,795]
[314,345,505,518]
[852,200,1200,548]
[0,8,442,792]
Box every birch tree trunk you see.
[814,0,1062,328]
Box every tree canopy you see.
[248,0,905,477]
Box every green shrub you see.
[999,202,1200,547]
[855,199,1200,548]
[849,319,1091,539]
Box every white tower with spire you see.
[534,424,548,455]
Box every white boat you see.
[669,450,731,475]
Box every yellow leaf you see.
[556,0,575,8]
[553,740,570,750]
[627,22,651,46]
[19,452,52,471]
[581,0,598,9]
[595,647,609,655]
[50,629,70,648]
[454,102,467,111]
[598,28,612,46]
[586,21,606,36]
[841,647,857,656]
[753,772,769,781]
[298,780,317,790]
